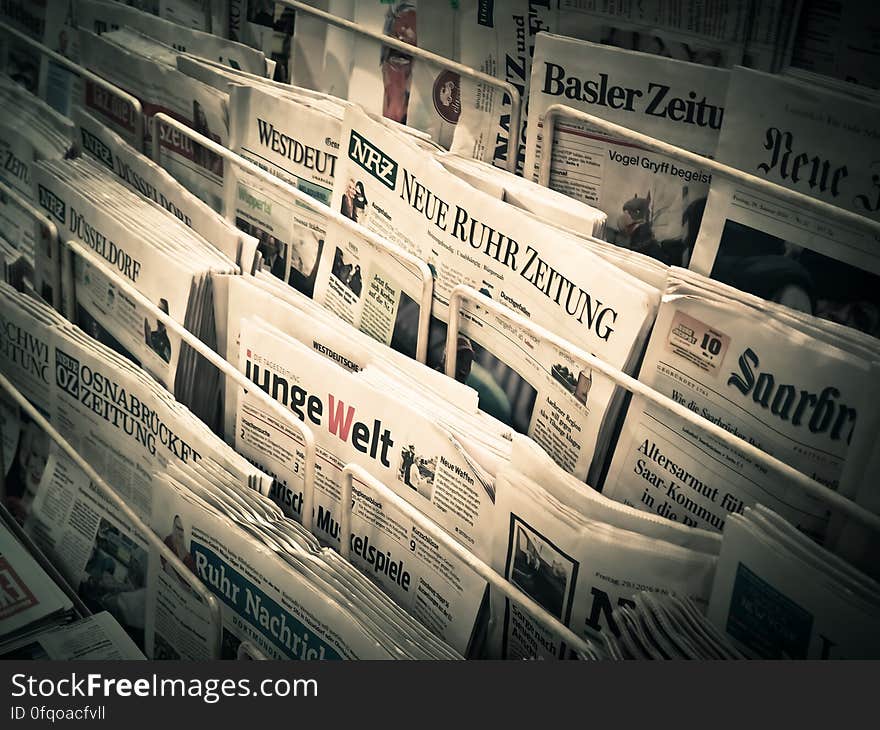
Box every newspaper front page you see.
[226,83,338,294]
[233,316,488,653]
[488,462,717,659]
[26,445,217,660]
[603,270,880,541]
[524,33,726,267]
[689,67,880,340]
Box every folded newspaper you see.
[603,267,880,541]
[0,515,75,644]
[79,27,229,210]
[689,66,880,340]
[0,611,146,660]
[487,435,718,659]
[524,32,726,267]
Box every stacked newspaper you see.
[1,283,458,659]
[0,516,75,646]
[33,153,239,422]
[328,105,659,482]
[600,591,746,660]
[226,81,341,295]
[708,504,880,658]
[72,104,258,272]
[603,267,880,541]
[0,75,74,297]
[217,271,505,654]
[0,611,146,660]
[689,66,880,341]
[79,27,234,210]
[487,435,719,658]
[524,32,726,266]
[0,180,59,305]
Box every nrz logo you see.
[55,348,80,398]
[37,185,66,224]
[348,131,398,189]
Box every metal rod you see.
[0,371,223,659]
[64,239,319,534]
[282,0,522,173]
[0,21,144,149]
[538,102,880,239]
[446,284,880,533]
[150,111,433,363]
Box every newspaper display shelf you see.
[0,21,144,151]
[1,0,878,663]
[0,372,224,659]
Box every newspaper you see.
[708,505,880,658]
[73,105,258,271]
[0,180,59,309]
[603,268,880,541]
[487,450,717,659]
[25,443,218,659]
[0,75,73,285]
[226,82,339,293]
[790,0,880,90]
[601,590,746,659]
[0,515,74,642]
[232,316,490,653]
[310,217,429,359]
[689,67,880,339]
[0,611,146,660]
[79,28,230,211]
[77,0,271,76]
[331,106,658,479]
[0,281,267,523]
[0,0,80,114]
[524,33,726,266]
[554,0,749,68]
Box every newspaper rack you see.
[150,112,435,364]
[281,0,522,174]
[537,102,880,244]
[445,284,880,534]
[0,371,224,659]
[0,21,144,151]
[63,240,320,531]
[338,462,601,659]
